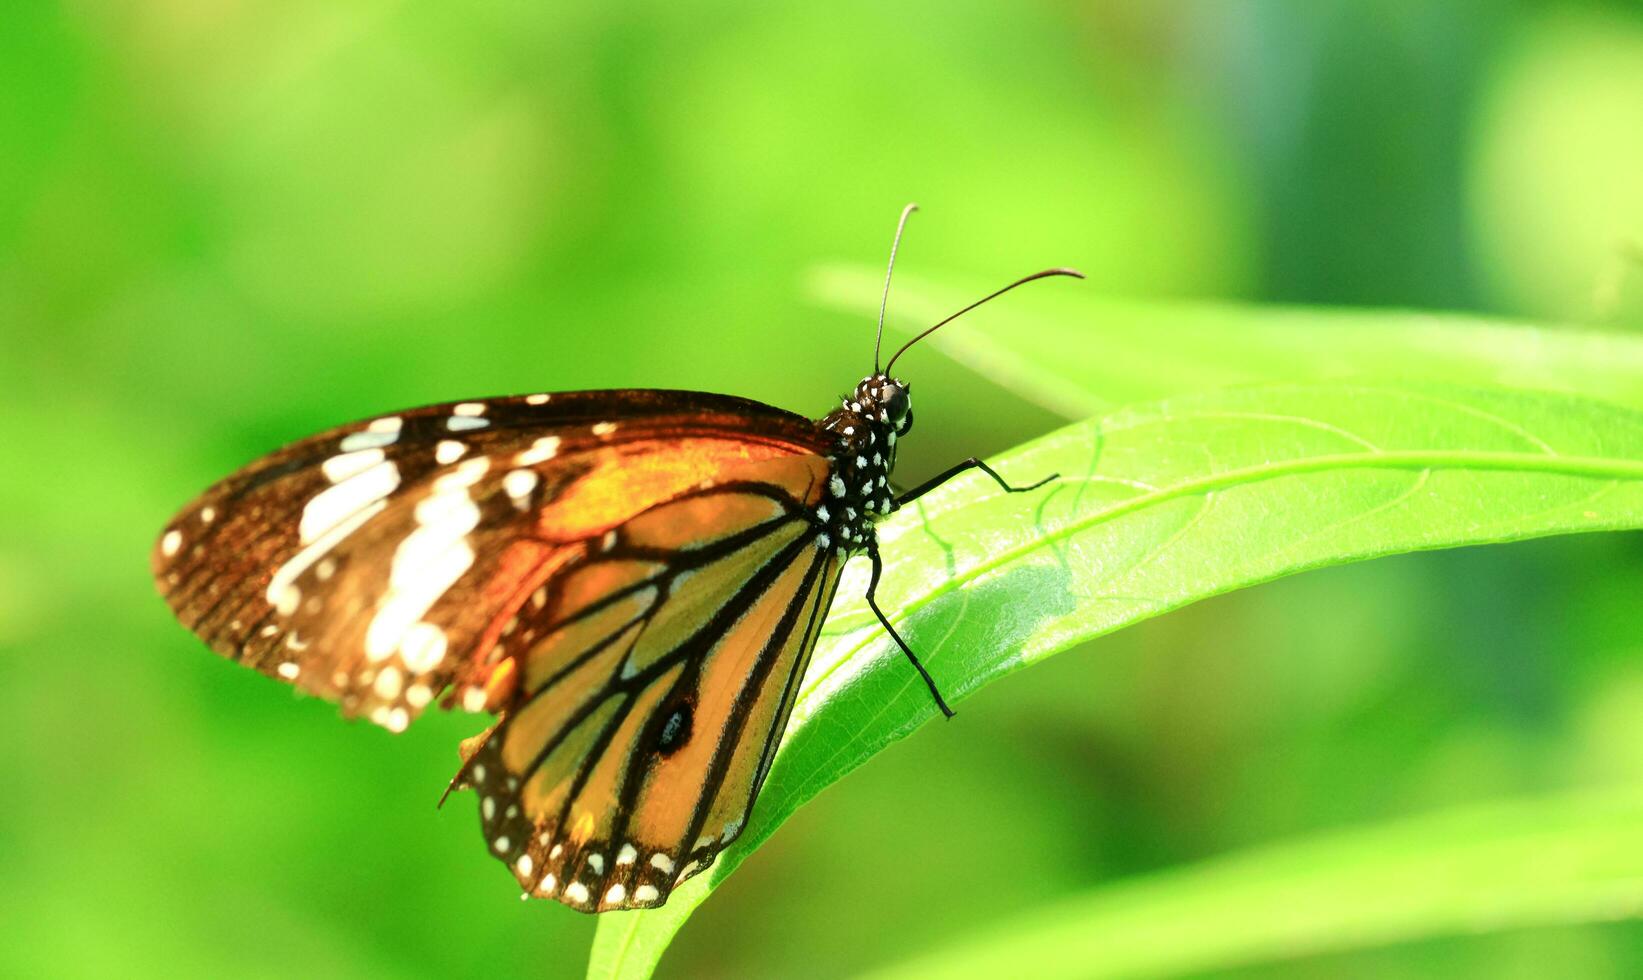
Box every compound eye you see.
[883,386,911,429]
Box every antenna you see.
[873,203,919,373]
[884,267,1084,374]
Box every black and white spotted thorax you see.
[814,373,912,553]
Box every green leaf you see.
[589,380,1643,979]
[810,264,1643,415]
[863,786,1643,980]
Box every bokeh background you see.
[6,1,1643,977]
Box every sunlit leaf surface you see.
[866,786,1643,980]
[811,265,1643,416]
[591,381,1643,978]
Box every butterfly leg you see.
[895,457,1057,507]
[864,539,956,719]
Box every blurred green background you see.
[5,1,1643,977]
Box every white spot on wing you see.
[338,430,396,452]
[277,661,300,679]
[362,458,486,664]
[400,623,447,673]
[565,882,590,904]
[616,843,637,866]
[373,666,403,698]
[634,884,659,903]
[591,421,617,436]
[525,393,550,405]
[605,883,626,905]
[517,436,560,466]
[446,415,488,432]
[269,498,388,617]
[161,530,182,557]
[270,585,301,615]
[453,402,486,416]
[300,461,400,543]
[435,440,466,465]
[649,853,675,874]
[503,468,539,506]
[340,417,401,451]
[321,447,386,483]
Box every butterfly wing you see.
[154,387,848,912]
[464,485,843,910]
[152,389,835,732]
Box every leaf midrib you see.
[798,448,1640,706]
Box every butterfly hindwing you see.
[463,477,842,909]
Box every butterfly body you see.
[815,374,912,548]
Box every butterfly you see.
[152,204,1081,912]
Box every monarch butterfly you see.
[152,205,1080,912]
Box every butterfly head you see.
[853,373,913,436]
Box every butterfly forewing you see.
[151,389,833,735]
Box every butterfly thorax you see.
[815,373,911,554]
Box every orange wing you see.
[151,389,832,731]
[463,477,843,910]
[153,389,847,912]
